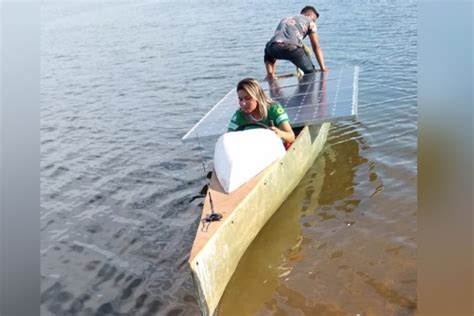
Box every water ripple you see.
[42,0,416,315]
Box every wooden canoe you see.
[188,122,330,315]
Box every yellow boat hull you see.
[188,122,330,315]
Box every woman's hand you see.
[269,126,283,138]
[271,121,295,143]
[270,125,295,143]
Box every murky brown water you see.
[219,118,416,315]
[217,121,416,315]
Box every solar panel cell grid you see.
[182,66,359,140]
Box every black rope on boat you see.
[196,133,223,232]
[200,211,223,233]
[200,190,223,232]
[203,209,223,223]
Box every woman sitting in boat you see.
[228,78,295,144]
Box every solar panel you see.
[182,66,359,140]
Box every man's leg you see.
[264,43,277,80]
[287,48,316,74]
[265,60,276,80]
[267,44,315,75]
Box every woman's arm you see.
[270,121,295,143]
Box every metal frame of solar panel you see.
[182,66,359,140]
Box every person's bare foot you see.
[265,73,276,81]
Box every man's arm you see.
[309,32,327,71]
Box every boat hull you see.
[188,122,330,315]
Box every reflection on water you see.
[219,122,416,315]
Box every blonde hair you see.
[237,78,274,119]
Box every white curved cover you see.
[213,129,286,193]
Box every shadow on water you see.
[318,123,368,209]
